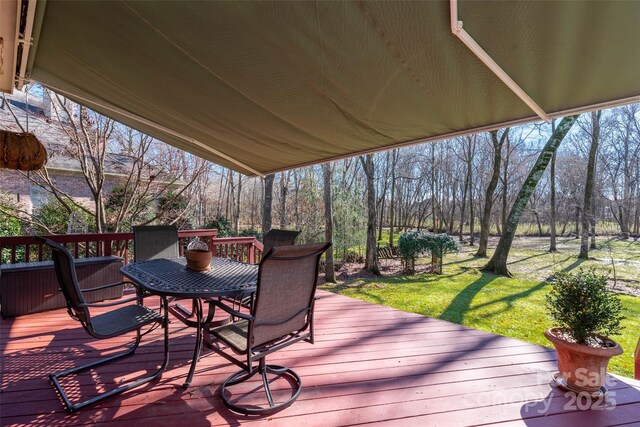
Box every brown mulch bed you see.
[318,259,434,285]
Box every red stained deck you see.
[2,291,639,426]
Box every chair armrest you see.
[81,281,132,293]
[79,295,146,308]
[210,299,253,320]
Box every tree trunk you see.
[579,111,601,259]
[389,150,398,248]
[483,115,579,276]
[234,174,242,234]
[322,163,336,282]
[459,172,468,242]
[549,149,558,251]
[279,171,289,228]
[477,129,506,256]
[360,154,380,275]
[501,137,511,229]
[467,137,476,246]
[262,174,274,235]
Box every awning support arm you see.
[39,82,265,177]
[15,0,37,90]
[450,0,550,123]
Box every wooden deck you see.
[2,291,639,426]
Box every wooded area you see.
[2,88,640,278]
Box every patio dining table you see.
[121,257,258,387]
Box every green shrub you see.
[0,194,25,263]
[203,214,234,237]
[398,231,458,274]
[239,227,261,239]
[545,268,624,344]
[157,191,192,229]
[32,198,92,234]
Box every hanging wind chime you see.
[0,129,47,171]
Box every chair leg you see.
[221,358,302,416]
[50,299,170,413]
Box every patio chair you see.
[218,228,301,312]
[262,228,301,255]
[133,225,197,317]
[133,225,179,262]
[35,237,169,413]
[205,242,331,415]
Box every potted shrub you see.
[544,268,625,395]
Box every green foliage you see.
[157,191,191,228]
[32,198,92,234]
[398,231,459,261]
[239,227,261,239]
[0,196,23,237]
[203,214,234,237]
[545,268,624,344]
[333,183,367,259]
[104,184,153,230]
[0,194,25,263]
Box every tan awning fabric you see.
[24,1,640,176]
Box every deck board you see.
[1,291,639,426]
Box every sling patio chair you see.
[133,224,179,262]
[35,237,169,413]
[220,228,302,312]
[262,229,301,255]
[133,225,197,318]
[205,242,331,415]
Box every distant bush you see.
[203,214,234,237]
[157,191,192,229]
[239,227,261,239]
[32,198,92,235]
[0,194,25,262]
[398,231,458,274]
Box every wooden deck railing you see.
[0,229,264,265]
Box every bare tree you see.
[360,154,380,275]
[483,115,579,276]
[262,174,275,235]
[579,111,602,258]
[322,163,336,282]
[477,128,508,257]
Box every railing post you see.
[248,243,255,264]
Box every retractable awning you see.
[11,1,640,176]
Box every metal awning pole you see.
[450,0,550,123]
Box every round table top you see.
[121,257,258,298]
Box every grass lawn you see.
[321,236,640,378]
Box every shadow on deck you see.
[1,291,639,426]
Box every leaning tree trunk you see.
[262,174,275,235]
[477,129,507,257]
[579,111,601,259]
[360,154,380,275]
[322,163,336,282]
[483,115,579,276]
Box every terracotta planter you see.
[185,249,212,271]
[544,327,623,394]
